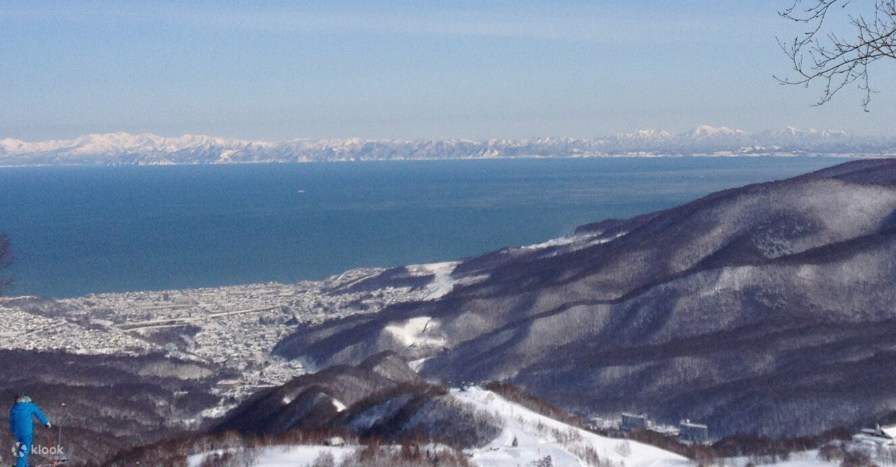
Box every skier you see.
[9,394,50,467]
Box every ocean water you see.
[0,157,842,298]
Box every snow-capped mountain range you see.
[1,126,893,166]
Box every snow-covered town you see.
[0,266,435,405]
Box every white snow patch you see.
[407,261,461,300]
[252,445,357,467]
[331,398,347,412]
[882,425,896,439]
[188,445,356,467]
[517,231,629,258]
[187,449,234,467]
[405,261,489,300]
[384,316,445,349]
[406,261,459,278]
[409,357,429,372]
[520,235,581,250]
[581,231,628,248]
[723,450,835,467]
[199,402,237,420]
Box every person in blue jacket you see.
[8,395,50,467]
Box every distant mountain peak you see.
[616,129,674,140]
[689,124,747,138]
[768,126,850,138]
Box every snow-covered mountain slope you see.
[455,386,689,467]
[187,386,688,467]
[202,351,687,466]
[276,158,896,439]
[1,127,893,165]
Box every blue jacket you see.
[9,399,49,439]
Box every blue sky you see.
[1,0,893,140]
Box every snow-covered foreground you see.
[454,387,690,467]
[723,450,834,467]
[187,386,692,467]
[183,384,848,467]
[188,446,357,467]
[249,446,357,467]
[186,444,842,467]
[184,387,850,467]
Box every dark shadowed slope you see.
[275,159,896,438]
[215,352,422,435]
[214,352,503,448]
[0,350,223,465]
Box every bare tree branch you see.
[776,0,896,109]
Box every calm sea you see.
[0,157,842,297]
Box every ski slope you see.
[454,386,690,467]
